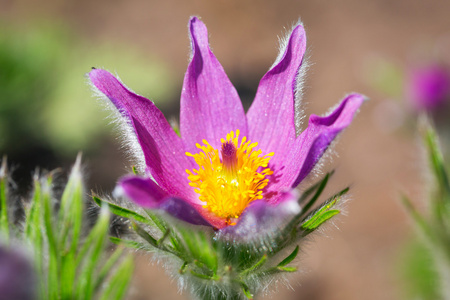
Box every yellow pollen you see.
[185,130,274,222]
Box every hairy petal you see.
[247,22,307,160]
[265,93,365,203]
[219,192,300,239]
[118,176,211,226]
[89,69,196,201]
[180,17,248,153]
[117,175,168,208]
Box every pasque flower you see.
[406,64,450,111]
[89,17,364,231]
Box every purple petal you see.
[406,64,450,111]
[118,176,211,226]
[219,192,300,240]
[180,17,248,153]
[264,94,365,203]
[0,246,36,300]
[118,175,168,208]
[90,69,197,202]
[246,22,306,161]
[159,198,212,227]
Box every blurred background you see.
[1,0,450,299]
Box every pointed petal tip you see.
[181,15,248,152]
[291,20,306,36]
[348,92,368,102]
[188,16,208,49]
[88,68,109,80]
[284,19,306,49]
[342,93,368,111]
[189,15,206,32]
[88,68,114,88]
[189,16,201,24]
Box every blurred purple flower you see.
[0,246,36,300]
[89,17,364,230]
[406,64,450,111]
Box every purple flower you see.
[89,17,364,230]
[0,246,36,300]
[406,64,450,111]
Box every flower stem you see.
[194,285,245,300]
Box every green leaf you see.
[26,177,45,299]
[402,195,435,242]
[157,228,171,246]
[0,158,9,242]
[420,120,450,226]
[270,173,341,256]
[110,236,147,250]
[423,122,450,196]
[257,265,298,278]
[41,176,60,299]
[149,213,186,254]
[93,196,152,225]
[300,188,348,233]
[144,210,168,233]
[302,210,340,231]
[60,251,76,298]
[241,255,267,276]
[190,270,218,280]
[132,222,158,247]
[300,171,333,214]
[240,282,254,299]
[76,207,110,300]
[58,154,83,256]
[276,266,297,272]
[132,165,138,175]
[179,261,188,274]
[25,177,42,240]
[94,247,126,292]
[5,157,134,300]
[277,245,299,267]
[177,226,217,272]
[99,254,134,300]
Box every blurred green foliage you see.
[0,21,175,156]
[402,119,450,300]
[399,239,439,300]
[0,156,134,299]
[363,57,404,98]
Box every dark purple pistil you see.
[221,141,238,174]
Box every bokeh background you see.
[2,0,450,299]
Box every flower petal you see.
[218,192,300,240]
[89,69,196,201]
[180,17,248,153]
[118,176,211,226]
[117,175,168,208]
[265,93,365,203]
[246,22,307,160]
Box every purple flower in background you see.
[406,64,450,111]
[0,246,36,300]
[89,17,364,230]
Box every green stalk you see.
[0,159,9,242]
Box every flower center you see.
[185,130,274,223]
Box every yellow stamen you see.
[185,130,274,223]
